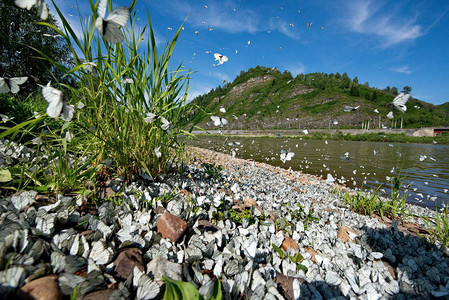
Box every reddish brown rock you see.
[244,198,258,207]
[281,237,299,252]
[114,248,145,280]
[179,189,192,196]
[82,289,113,300]
[157,212,187,243]
[197,220,221,232]
[337,225,358,243]
[18,275,62,300]
[305,247,318,263]
[383,261,397,280]
[274,272,306,300]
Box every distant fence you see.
[434,128,449,135]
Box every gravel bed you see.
[0,141,448,299]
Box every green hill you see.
[187,66,449,130]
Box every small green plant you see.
[202,163,223,180]
[272,244,308,273]
[154,190,178,204]
[162,276,222,300]
[429,205,449,247]
[213,206,256,226]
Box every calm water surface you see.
[188,136,449,209]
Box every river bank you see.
[1,146,448,299]
[193,129,449,144]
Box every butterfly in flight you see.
[40,82,74,122]
[280,149,295,163]
[95,0,130,43]
[213,53,228,66]
[210,115,228,127]
[15,0,48,20]
[391,92,410,113]
[0,77,28,94]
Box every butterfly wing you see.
[37,0,48,20]
[0,78,9,93]
[213,53,221,61]
[210,115,220,126]
[154,147,161,158]
[392,93,410,112]
[94,16,105,35]
[103,23,125,43]
[61,104,74,122]
[14,0,37,10]
[97,0,107,18]
[160,117,172,131]
[137,275,160,300]
[221,55,229,63]
[106,7,130,26]
[9,77,28,93]
[221,117,229,126]
[42,84,63,118]
[144,113,158,124]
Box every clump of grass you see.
[1,0,195,196]
[427,205,449,247]
[342,176,407,219]
[202,162,223,180]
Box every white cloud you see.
[162,0,260,34]
[208,71,231,82]
[268,18,300,40]
[286,62,307,76]
[390,65,412,74]
[345,0,424,46]
[187,84,214,101]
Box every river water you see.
[187,136,449,209]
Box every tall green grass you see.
[1,0,194,195]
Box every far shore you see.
[191,128,449,144]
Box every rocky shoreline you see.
[1,144,448,299]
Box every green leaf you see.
[210,279,222,300]
[162,276,200,300]
[296,263,308,273]
[0,169,12,182]
[272,243,286,259]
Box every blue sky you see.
[52,0,449,105]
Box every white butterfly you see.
[386,111,394,119]
[333,119,338,125]
[344,105,360,112]
[144,113,172,132]
[15,0,48,20]
[210,115,228,127]
[160,116,173,132]
[391,92,410,112]
[213,53,228,66]
[302,129,309,135]
[95,0,130,43]
[280,149,294,163]
[81,61,98,77]
[144,112,158,124]
[89,240,113,265]
[326,174,335,184]
[219,107,226,113]
[0,114,14,122]
[0,76,28,94]
[40,82,74,122]
[374,109,379,113]
[154,146,161,158]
